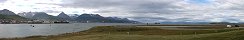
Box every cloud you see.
[0,0,7,3]
[55,0,244,23]
[59,0,181,14]
[43,10,62,13]
[1,0,244,23]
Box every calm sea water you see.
[0,23,140,38]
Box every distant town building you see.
[227,25,232,28]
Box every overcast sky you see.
[0,0,244,23]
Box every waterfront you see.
[0,23,139,38]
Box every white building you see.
[227,25,232,28]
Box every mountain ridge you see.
[57,12,72,20]
[0,9,16,15]
[75,14,139,23]
[17,11,140,23]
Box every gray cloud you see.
[59,0,181,14]
[55,0,244,23]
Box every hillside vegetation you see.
[0,14,26,20]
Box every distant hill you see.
[18,12,64,21]
[75,14,139,23]
[31,12,62,21]
[105,17,139,23]
[0,14,26,20]
[0,9,16,15]
[17,12,37,18]
[68,14,79,19]
[0,9,26,20]
[57,12,72,20]
[32,12,50,19]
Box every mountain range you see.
[0,9,26,20]
[17,12,38,18]
[75,14,138,23]
[16,10,139,23]
[0,9,16,15]
[68,14,79,19]
[31,12,63,21]
[57,12,72,20]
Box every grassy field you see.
[1,25,244,40]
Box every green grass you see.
[79,26,244,40]
[81,30,244,40]
[86,26,241,35]
[188,30,244,40]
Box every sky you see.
[0,0,244,23]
